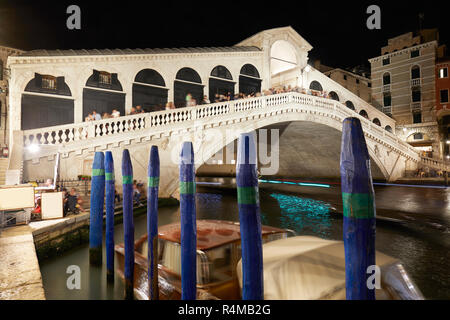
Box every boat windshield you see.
[159,232,289,286]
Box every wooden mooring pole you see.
[89,151,105,266]
[147,146,160,300]
[340,117,376,300]
[236,133,264,300]
[105,151,115,282]
[122,149,135,300]
[180,142,197,300]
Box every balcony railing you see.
[382,106,392,114]
[382,84,391,92]
[410,78,421,87]
[410,102,422,112]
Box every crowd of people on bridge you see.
[83,84,335,122]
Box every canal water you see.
[39,182,450,300]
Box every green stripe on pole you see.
[92,169,105,176]
[342,193,375,219]
[180,181,195,195]
[123,175,133,185]
[237,186,259,205]
[105,172,114,181]
[148,177,160,188]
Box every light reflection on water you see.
[264,193,332,238]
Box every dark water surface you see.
[39,183,450,300]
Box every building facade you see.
[369,30,442,159]
[315,61,372,104]
[436,56,450,158]
[0,45,24,151]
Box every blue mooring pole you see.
[89,151,105,266]
[340,117,376,300]
[147,146,160,300]
[105,151,115,282]
[122,149,135,300]
[236,133,264,300]
[180,142,197,300]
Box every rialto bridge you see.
[4,27,448,196]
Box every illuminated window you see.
[99,71,112,85]
[42,75,57,90]
[439,67,448,79]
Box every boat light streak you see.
[259,179,331,188]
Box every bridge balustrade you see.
[21,91,448,172]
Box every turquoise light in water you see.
[268,193,333,237]
[259,179,330,188]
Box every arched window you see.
[309,81,323,92]
[329,91,339,101]
[210,66,233,80]
[174,67,203,107]
[239,64,261,95]
[373,118,381,126]
[382,72,390,85]
[240,64,260,78]
[413,133,423,140]
[133,69,168,112]
[86,70,122,91]
[345,101,355,110]
[411,65,420,79]
[134,69,166,87]
[385,125,392,133]
[22,74,74,130]
[84,70,125,119]
[359,109,369,119]
[209,66,235,101]
[176,67,202,83]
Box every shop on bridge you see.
[21,73,74,130]
[174,67,204,108]
[239,64,261,95]
[132,69,168,112]
[209,65,235,101]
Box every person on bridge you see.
[92,110,102,121]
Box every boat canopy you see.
[236,236,424,300]
[158,219,286,250]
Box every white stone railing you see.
[23,91,438,167]
[420,157,450,172]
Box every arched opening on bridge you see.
[83,70,125,119]
[406,131,433,157]
[309,81,323,92]
[345,101,355,110]
[373,118,381,126]
[329,91,339,101]
[174,67,204,108]
[270,40,298,76]
[132,69,168,112]
[209,65,235,102]
[239,64,261,95]
[21,73,74,130]
[385,125,393,133]
[359,109,369,119]
[197,121,387,181]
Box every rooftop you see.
[18,46,262,57]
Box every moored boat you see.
[115,219,292,300]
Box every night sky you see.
[0,0,448,70]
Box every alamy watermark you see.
[66,5,81,30]
[170,129,280,175]
[66,265,81,290]
[366,5,381,30]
